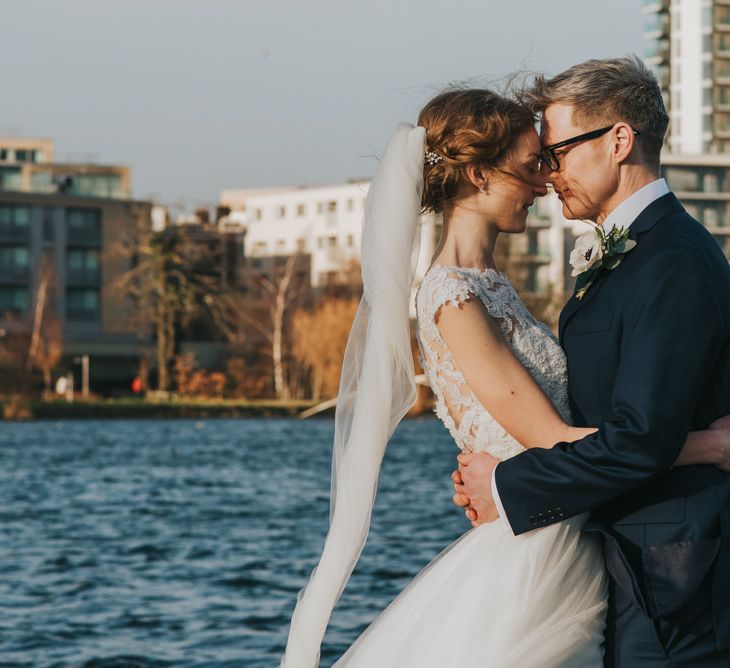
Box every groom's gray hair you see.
[520,55,669,170]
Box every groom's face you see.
[540,103,617,223]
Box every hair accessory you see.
[425,149,443,166]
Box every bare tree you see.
[27,255,63,398]
[292,296,359,400]
[204,253,309,400]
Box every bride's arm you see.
[436,296,593,450]
[438,297,730,467]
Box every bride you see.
[280,89,730,667]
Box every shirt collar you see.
[601,178,669,233]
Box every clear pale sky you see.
[2,0,644,212]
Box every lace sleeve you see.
[415,269,483,443]
[419,271,480,325]
[415,266,534,456]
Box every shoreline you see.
[1,397,434,420]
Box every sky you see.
[2,0,645,213]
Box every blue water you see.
[0,418,464,667]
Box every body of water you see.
[1,418,464,667]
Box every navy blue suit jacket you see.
[495,193,730,645]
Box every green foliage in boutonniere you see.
[569,225,637,300]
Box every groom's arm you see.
[496,249,725,535]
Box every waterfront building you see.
[643,0,730,153]
[661,153,730,257]
[221,180,579,305]
[220,182,372,288]
[0,137,153,393]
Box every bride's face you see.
[483,128,548,234]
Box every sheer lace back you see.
[415,265,571,460]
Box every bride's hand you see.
[709,416,730,472]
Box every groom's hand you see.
[453,451,500,525]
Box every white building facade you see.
[221,182,584,303]
[222,182,371,288]
[644,0,730,153]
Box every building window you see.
[705,5,713,28]
[327,200,337,213]
[346,199,354,212]
[704,205,720,228]
[254,208,262,221]
[719,33,730,54]
[252,241,267,255]
[275,239,286,253]
[317,202,325,214]
[703,170,722,192]
[67,249,101,284]
[346,234,354,247]
[0,246,30,278]
[317,238,324,249]
[66,288,100,320]
[66,208,101,245]
[327,236,337,248]
[664,167,700,191]
[0,286,29,314]
[703,87,713,107]
[296,238,306,252]
[703,33,713,54]
[277,206,286,219]
[704,60,713,80]
[296,204,306,217]
[683,203,700,219]
[0,205,31,240]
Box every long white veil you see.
[280,123,427,668]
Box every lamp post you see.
[73,354,89,399]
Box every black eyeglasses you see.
[539,125,641,172]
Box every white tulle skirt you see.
[334,515,607,667]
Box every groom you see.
[454,56,730,666]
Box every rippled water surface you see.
[0,418,464,667]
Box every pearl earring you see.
[479,186,486,193]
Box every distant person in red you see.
[131,377,143,394]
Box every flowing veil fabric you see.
[280,123,427,668]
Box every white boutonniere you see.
[569,225,637,300]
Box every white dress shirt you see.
[490,178,670,533]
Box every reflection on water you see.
[0,418,463,667]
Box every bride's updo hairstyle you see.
[418,89,535,214]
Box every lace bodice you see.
[415,265,571,460]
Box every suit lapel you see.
[559,272,604,343]
[559,193,684,344]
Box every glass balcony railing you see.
[716,62,730,80]
[643,11,669,35]
[644,38,669,62]
[717,34,730,53]
[717,7,730,26]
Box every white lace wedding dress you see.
[333,265,607,667]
